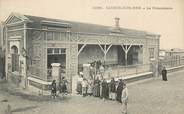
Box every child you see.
[51,80,57,99]
[121,83,128,114]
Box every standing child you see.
[87,78,93,96]
[82,78,88,97]
[51,80,57,99]
[121,83,128,114]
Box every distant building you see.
[159,49,184,68]
[2,13,160,92]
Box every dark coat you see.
[101,80,109,98]
[51,82,57,93]
[162,69,167,81]
[116,81,124,103]
[110,80,116,93]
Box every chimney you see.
[114,17,120,28]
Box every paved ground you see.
[0,70,184,114]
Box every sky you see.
[0,0,183,49]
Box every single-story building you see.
[2,13,160,93]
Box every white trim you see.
[166,65,184,71]
[9,35,22,39]
[8,36,22,42]
[28,77,52,85]
[5,12,30,24]
[107,72,153,82]
[78,44,87,56]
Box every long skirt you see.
[82,87,87,96]
[109,92,116,100]
[87,86,93,95]
[93,84,100,97]
[162,74,167,81]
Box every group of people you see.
[76,73,128,114]
[51,77,68,99]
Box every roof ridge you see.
[24,14,112,28]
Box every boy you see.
[121,83,128,114]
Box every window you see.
[54,48,59,54]
[47,32,53,40]
[47,48,53,54]
[47,48,66,55]
[149,48,155,59]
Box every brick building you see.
[2,13,160,92]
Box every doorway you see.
[11,45,19,72]
[47,48,66,80]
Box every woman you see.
[93,77,101,97]
[162,67,167,81]
[87,78,93,96]
[101,79,108,100]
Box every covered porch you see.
[77,43,151,79]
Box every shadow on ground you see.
[0,80,71,102]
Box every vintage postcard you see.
[0,0,184,114]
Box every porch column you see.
[121,44,132,66]
[138,45,143,64]
[98,44,112,65]
[23,23,27,88]
[98,44,106,62]
[5,25,8,80]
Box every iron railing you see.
[160,58,184,68]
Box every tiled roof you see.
[21,14,156,37]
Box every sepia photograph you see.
[0,0,184,114]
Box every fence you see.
[78,63,151,79]
[161,58,184,68]
[103,64,151,79]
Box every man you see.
[162,67,167,81]
[121,83,128,114]
[116,79,124,103]
[109,78,116,100]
